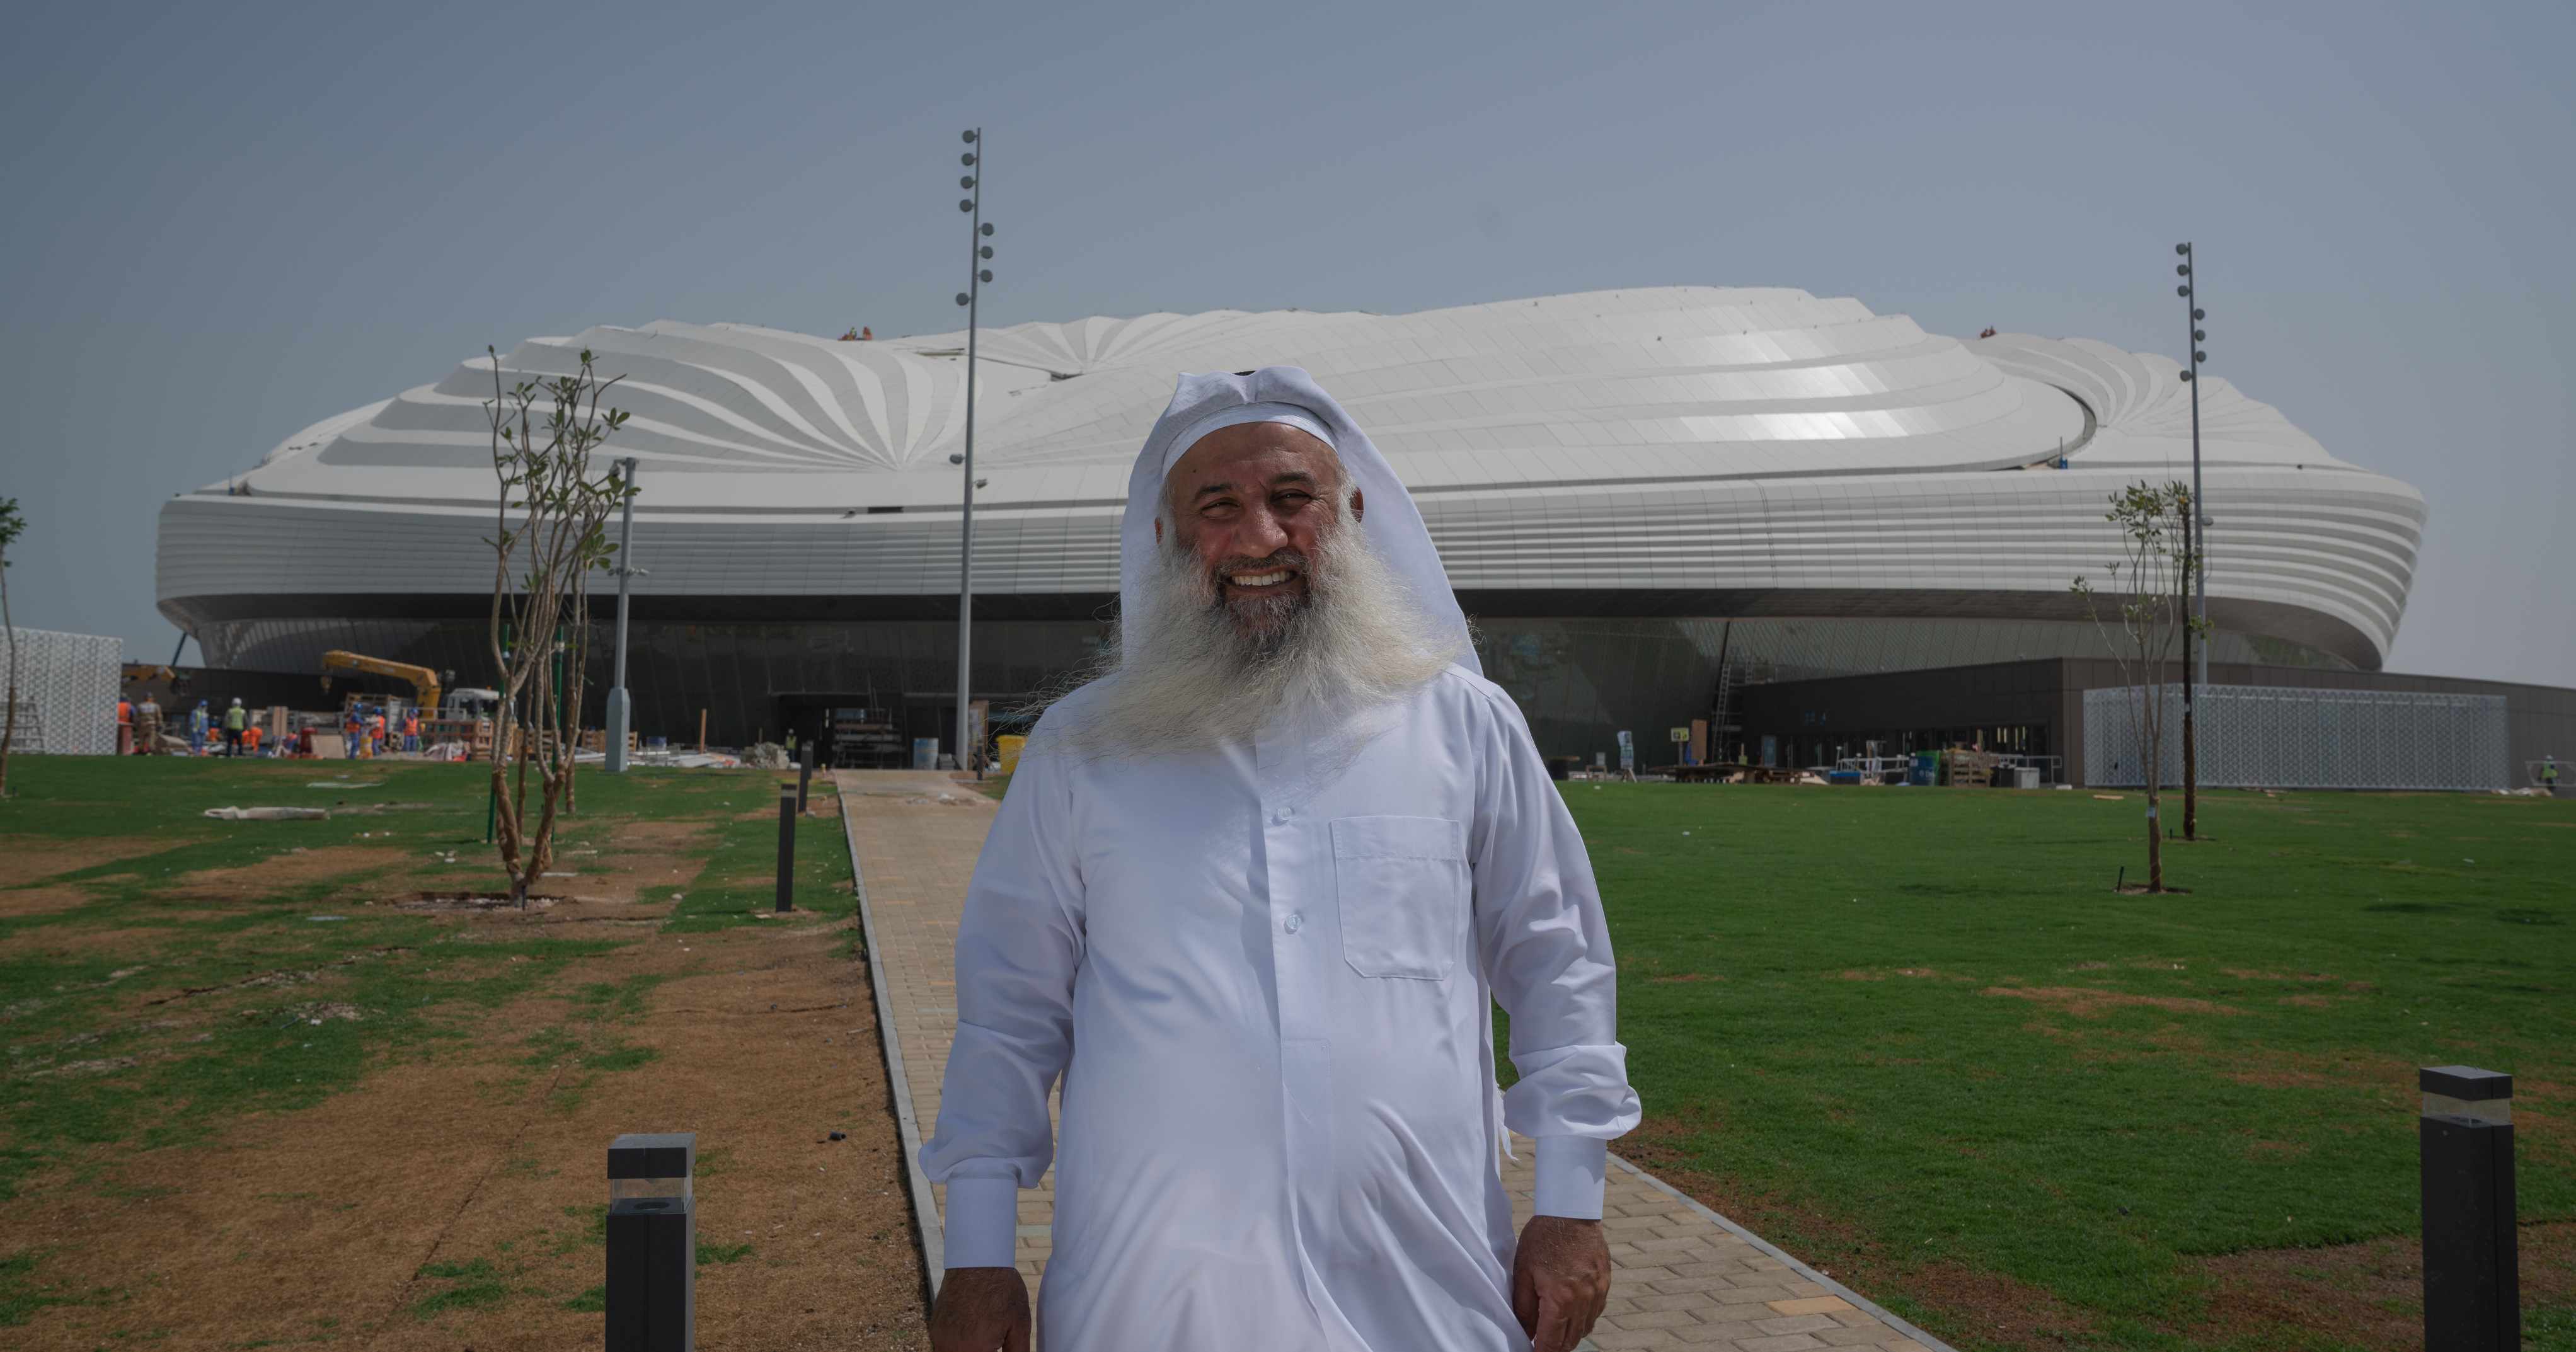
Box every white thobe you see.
[921,665,1640,1351]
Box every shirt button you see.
[1274,806,1294,822]
[1284,912,1304,934]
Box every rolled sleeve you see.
[940,1175,1023,1269]
[1534,1135,1610,1219]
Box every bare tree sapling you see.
[483,348,634,906]
[2073,481,2208,893]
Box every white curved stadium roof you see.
[159,287,2422,667]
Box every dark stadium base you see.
[1732,658,2576,788]
[173,610,2379,765]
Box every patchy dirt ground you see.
[2192,1222,2575,1350]
[1,772,928,1351]
[14,920,925,1351]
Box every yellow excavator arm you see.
[321,651,442,715]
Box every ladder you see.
[3,698,46,754]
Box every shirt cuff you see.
[1532,1135,1608,1219]
[941,1176,1021,1269]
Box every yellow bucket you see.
[996,735,1028,775]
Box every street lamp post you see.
[953,129,996,776]
[2176,244,2209,839]
[604,457,640,774]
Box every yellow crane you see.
[320,651,442,716]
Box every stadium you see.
[156,287,2431,765]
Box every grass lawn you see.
[1556,782,2574,1351]
[0,754,924,1348]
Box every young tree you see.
[0,497,24,798]
[2073,481,2207,893]
[483,348,634,907]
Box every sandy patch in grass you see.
[0,836,177,888]
[5,910,926,1351]
[0,923,183,960]
[0,884,101,919]
[2190,1222,2574,1351]
[1981,985,2245,1017]
[174,844,415,900]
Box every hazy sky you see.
[4,0,2567,684]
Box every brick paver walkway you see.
[839,769,1950,1351]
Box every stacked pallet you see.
[1946,750,2001,788]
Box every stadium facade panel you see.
[158,288,2424,756]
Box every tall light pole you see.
[2175,244,2208,840]
[2176,243,2209,686]
[953,129,996,775]
[604,456,641,774]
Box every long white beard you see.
[1050,501,1462,759]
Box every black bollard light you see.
[2420,1065,2516,1352]
[776,784,796,914]
[606,1131,695,1352]
[797,739,814,814]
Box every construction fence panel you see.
[0,628,123,756]
[2084,684,2509,792]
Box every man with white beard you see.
[923,367,1640,1352]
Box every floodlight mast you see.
[606,456,640,774]
[953,129,994,777]
[2177,243,2208,687]
[2176,243,2209,842]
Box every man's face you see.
[1158,423,1363,638]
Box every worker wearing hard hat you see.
[221,698,248,757]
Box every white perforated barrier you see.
[0,628,122,756]
[2085,684,2508,791]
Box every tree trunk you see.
[2144,691,2165,892]
[2146,785,2163,891]
[1,563,16,797]
[2182,704,2198,841]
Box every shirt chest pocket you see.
[1330,815,1469,981]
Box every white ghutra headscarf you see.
[1119,367,1480,677]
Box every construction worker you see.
[117,696,134,755]
[190,699,211,753]
[136,694,164,755]
[345,707,364,759]
[2546,755,2561,795]
[222,698,248,757]
[372,708,389,756]
[243,721,263,757]
[402,708,420,753]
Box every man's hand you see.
[930,1266,1030,1352]
[1512,1214,1610,1352]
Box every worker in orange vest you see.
[402,708,420,753]
[243,723,263,757]
[117,696,135,755]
